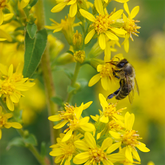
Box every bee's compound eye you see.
[118,62,125,68]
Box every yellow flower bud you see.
[73,30,83,50]
[74,50,85,63]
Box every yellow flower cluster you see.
[0,63,35,111]
[48,94,150,165]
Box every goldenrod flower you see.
[0,106,22,139]
[45,16,80,45]
[80,0,126,50]
[48,101,94,142]
[103,0,129,3]
[0,0,14,25]
[88,53,124,90]
[110,112,150,162]
[50,133,82,165]
[122,2,141,52]
[51,0,92,17]
[73,132,123,164]
[0,63,35,111]
[88,61,114,90]
[99,93,126,123]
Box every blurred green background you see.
[0,0,165,164]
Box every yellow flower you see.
[104,0,129,3]
[99,93,126,123]
[0,0,14,25]
[45,15,80,45]
[48,101,94,142]
[80,0,126,50]
[110,112,150,163]
[0,106,22,139]
[88,53,124,90]
[49,133,82,165]
[51,0,77,17]
[73,132,123,164]
[0,63,35,111]
[122,2,141,52]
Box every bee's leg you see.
[113,71,120,79]
[107,88,120,99]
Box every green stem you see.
[35,0,59,149]
[27,144,46,165]
[66,62,81,103]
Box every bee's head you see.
[117,59,128,68]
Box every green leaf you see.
[78,79,88,89]
[67,85,76,93]
[30,0,38,7]
[63,69,73,80]
[26,23,37,39]
[24,134,37,146]
[6,134,37,150]
[7,137,25,150]
[51,96,64,106]
[23,28,47,78]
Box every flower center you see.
[0,80,15,95]
[89,148,107,163]
[59,104,75,120]
[121,130,142,146]
[100,63,113,78]
[94,14,111,34]
[104,104,116,117]
[124,18,140,37]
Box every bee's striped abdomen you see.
[116,79,132,100]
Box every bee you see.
[107,58,139,103]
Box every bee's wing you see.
[128,86,134,104]
[134,78,140,95]
[128,78,139,104]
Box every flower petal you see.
[107,142,121,154]
[110,9,123,20]
[136,142,150,152]
[100,115,109,123]
[130,6,139,19]
[0,9,3,25]
[125,146,133,162]
[73,152,90,164]
[80,123,95,132]
[98,33,106,50]
[88,73,100,87]
[124,2,130,15]
[74,140,88,151]
[99,93,109,108]
[53,120,68,129]
[6,96,14,111]
[10,122,22,129]
[94,0,104,15]
[51,2,67,13]
[69,3,77,17]
[48,114,61,121]
[85,132,96,149]
[85,29,95,44]
[62,129,73,142]
[79,9,95,22]
[105,31,119,41]
[101,137,112,150]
